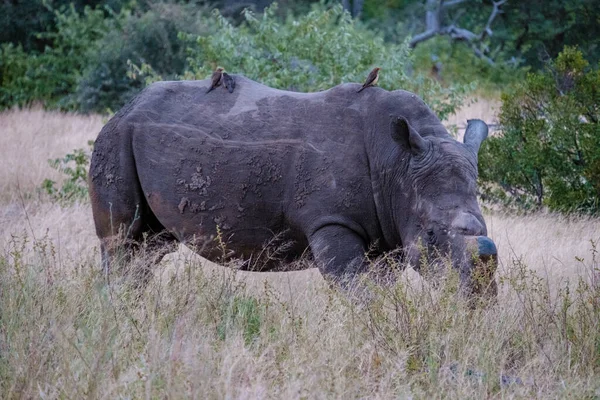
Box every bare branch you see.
[441,0,469,8]
[409,29,439,47]
[409,0,506,65]
[445,25,479,42]
[480,0,506,40]
[472,46,496,65]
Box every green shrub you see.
[0,43,42,107]
[2,2,469,116]
[38,4,113,110]
[0,4,112,110]
[479,47,600,214]
[411,36,525,94]
[0,2,208,113]
[41,141,94,203]
[181,2,469,120]
[0,0,127,53]
[75,2,210,113]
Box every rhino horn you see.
[390,116,428,156]
[464,119,489,154]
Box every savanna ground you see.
[1,101,599,399]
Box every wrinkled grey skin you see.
[89,75,497,293]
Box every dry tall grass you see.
[0,107,101,203]
[1,105,599,399]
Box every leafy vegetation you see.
[0,4,113,110]
[180,3,468,120]
[1,1,598,215]
[41,141,94,203]
[75,2,210,113]
[0,0,126,52]
[0,2,208,112]
[479,47,600,214]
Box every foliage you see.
[367,0,599,71]
[75,2,210,113]
[1,0,599,114]
[0,4,112,110]
[0,2,209,112]
[41,141,94,203]
[182,2,469,120]
[411,36,525,94]
[495,0,600,69]
[479,47,600,214]
[0,0,127,52]
[38,4,114,110]
[0,43,46,107]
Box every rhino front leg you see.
[308,225,368,290]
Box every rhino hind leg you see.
[94,204,177,283]
[95,202,177,285]
[90,166,177,284]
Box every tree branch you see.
[409,29,439,47]
[442,0,469,8]
[409,0,506,65]
[481,0,506,40]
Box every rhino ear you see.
[390,115,428,156]
[464,119,489,154]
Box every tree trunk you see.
[341,0,364,18]
[425,0,440,32]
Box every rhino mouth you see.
[407,234,498,299]
[462,235,498,299]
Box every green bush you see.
[0,0,127,52]
[0,43,42,107]
[181,3,469,120]
[0,2,209,113]
[0,4,112,110]
[41,141,94,203]
[1,1,469,116]
[411,37,525,94]
[479,47,600,214]
[75,2,210,113]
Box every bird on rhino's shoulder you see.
[357,67,380,93]
[206,67,224,93]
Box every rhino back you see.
[125,77,380,252]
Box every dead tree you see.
[409,0,507,65]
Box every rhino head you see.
[387,117,497,298]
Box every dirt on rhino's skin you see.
[89,75,497,294]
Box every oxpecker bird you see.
[222,72,235,93]
[357,67,380,93]
[206,67,224,93]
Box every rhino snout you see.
[475,236,497,257]
[464,235,498,299]
[451,211,486,236]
